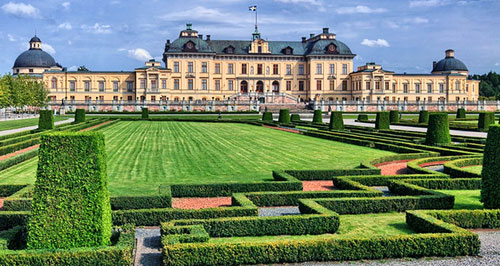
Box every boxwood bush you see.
[456,108,466,119]
[425,113,451,145]
[481,125,500,209]
[290,114,301,122]
[357,114,369,121]
[38,110,54,130]
[418,110,429,124]
[75,108,86,123]
[312,110,323,123]
[278,109,290,124]
[375,112,390,130]
[389,110,399,123]
[141,107,149,119]
[478,112,495,131]
[262,112,273,121]
[329,111,344,130]
[27,132,112,249]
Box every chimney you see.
[309,33,315,38]
[445,49,455,58]
[433,61,437,69]
[206,35,211,41]
[167,40,170,44]
[322,27,329,34]
[199,34,203,39]
[301,37,306,43]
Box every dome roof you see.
[432,50,468,72]
[13,49,57,68]
[30,36,41,42]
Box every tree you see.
[0,74,49,109]
[77,65,89,71]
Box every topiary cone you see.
[425,113,451,145]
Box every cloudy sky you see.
[1,0,499,74]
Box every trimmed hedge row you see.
[290,114,301,122]
[402,178,481,190]
[278,109,290,124]
[37,110,54,130]
[443,157,482,178]
[75,108,86,123]
[481,125,500,209]
[141,107,149,119]
[284,168,381,180]
[357,114,369,121]
[375,112,390,130]
[329,112,344,130]
[389,110,399,123]
[0,185,27,198]
[425,209,500,229]
[0,138,39,156]
[478,112,495,131]
[456,108,466,119]
[262,112,273,121]
[418,110,429,123]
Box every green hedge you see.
[0,149,38,172]
[37,110,54,130]
[402,178,481,190]
[0,185,27,198]
[357,114,369,121]
[278,109,290,124]
[389,110,399,123]
[284,168,381,180]
[375,112,390,130]
[425,209,500,229]
[478,112,495,131]
[312,110,323,123]
[141,107,149,119]
[456,108,466,119]
[262,112,273,121]
[290,114,300,122]
[75,109,86,123]
[481,125,500,209]
[0,138,39,156]
[443,157,482,178]
[27,132,112,249]
[418,110,429,123]
[329,112,344,130]
[425,113,451,145]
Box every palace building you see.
[13,24,479,105]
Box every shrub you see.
[329,112,344,130]
[262,112,273,121]
[418,110,429,123]
[27,132,112,249]
[375,112,390,130]
[141,107,149,119]
[278,109,290,124]
[389,110,399,123]
[312,110,323,123]
[425,113,451,145]
[478,112,495,131]
[456,108,466,119]
[75,108,86,123]
[290,114,300,122]
[481,125,500,209]
[357,114,368,121]
[38,110,54,130]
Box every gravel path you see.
[259,206,301,216]
[134,227,162,266]
[0,118,74,136]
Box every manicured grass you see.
[0,116,70,131]
[437,190,483,210]
[0,121,394,196]
[463,165,482,175]
[209,212,413,244]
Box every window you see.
[439,83,444,93]
[127,81,133,92]
[466,84,469,92]
[99,96,104,102]
[392,83,396,93]
[376,82,380,90]
[241,64,247,74]
[299,80,305,91]
[250,66,254,74]
[385,82,389,91]
[286,64,292,75]
[128,96,133,102]
[228,80,234,91]
[366,81,371,90]
[257,64,263,75]
[174,79,180,90]
[113,81,119,92]
[215,63,221,74]
[188,62,194,73]
[113,96,118,101]
[29,69,33,73]
[316,80,322,90]
[403,83,408,93]
[215,80,221,90]
[161,79,167,89]
[258,46,262,53]
[329,80,335,90]
[342,64,348,75]
[427,83,432,93]
[316,64,322,74]
[329,64,335,75]
[455,81,460,90]
[286,80,291,91]
[140,79,146,89]
[202,79,207,90]
[69,81,76,92]
[187,79,193,90]
[173,62,180,73]
[228,63,234,74]
[99,81,105,92]
[298,64,304,75]
[201,62,207,73]
[342,80,348,91]
[415,83,421,93]
[273,64,279,75]
[51,78,57,89]
[151,80,157,90]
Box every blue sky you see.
[1,0,500,74]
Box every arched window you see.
[256,81,264,93]
[51,78,57,89]
[240,81,248,93]
[272,81,279,94]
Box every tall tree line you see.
[0,74,49,110]
[470,72,500,100]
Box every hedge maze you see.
[0,111,496,265]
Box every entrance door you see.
[256,81,264,94]
[272,81,279,94]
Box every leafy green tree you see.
[77,66,89,71]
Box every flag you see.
[249,5,257,11]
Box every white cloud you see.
[120,48,152,62]
[273,0,322,6]
[58,22,72,30]
[409,0,446,8]
[7,34,16,42]
[1,2,40,18]
[62,2,70,10]
[43,43,56,54]
[68,65,78,71]
[409,17,429,24]
[160,6,225,22]
[361,38,390,47]
[81,23,112,34]
[495,63,500,66]
[336,5,387,14]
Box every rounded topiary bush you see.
[329,112,344,131]
[481,125,500,209]
[141,107,149,119]
[38,110,54,130]
[75,109,86,123]
[478,112,495,132]
[425,113,451,145]
[312,110,323,123]
[278,109,290,124]
[418,110,429,124]
[456,108,466,119]
[375,112,390,130]
[357,114,369,122]
[389,110,399,124]
[262,112,273,121]
[290,114,301,122]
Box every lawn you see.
[0,121,394,196]
[209,212,413,244]
[0,116,70,131]
[463,165,482,175]
[437,190,483,210]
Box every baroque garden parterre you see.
[0,109,498,265]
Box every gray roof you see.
[30,36,41,43]
[13,49,57,68]
[432,57,468,72]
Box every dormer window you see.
[283,47,293,55]
[325,43,338,54]
[183,41,197,52]
[225,46,235,54]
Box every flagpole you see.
[255,8,258,31]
